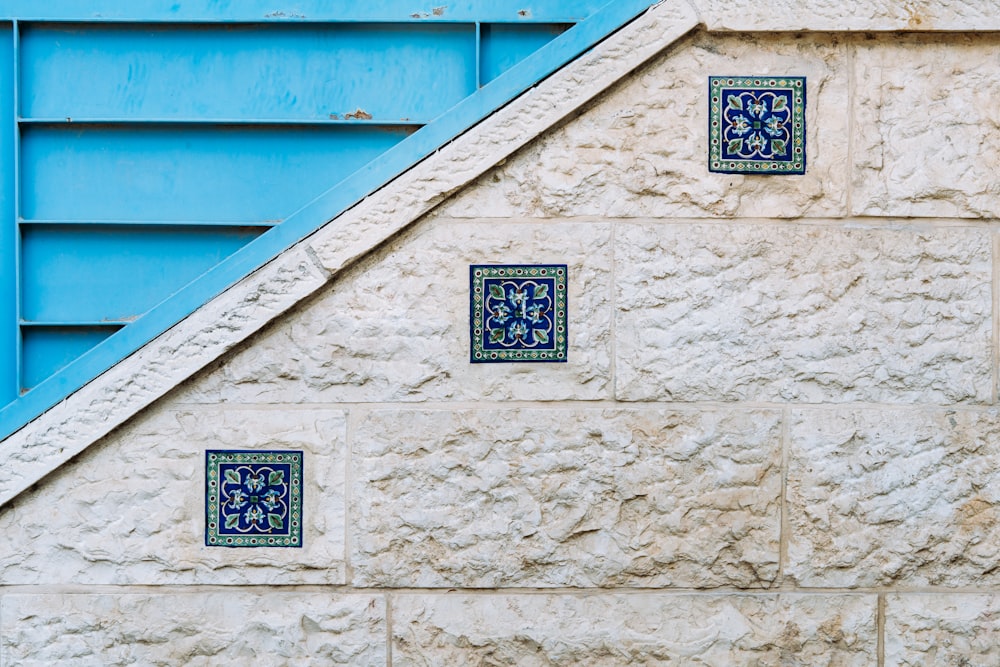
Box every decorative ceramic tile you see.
[205,450,303,547]
[470,264,568,363]
[709,76,806,174]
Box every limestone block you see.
[853,34,1000,217]
[693,0,1000,31]
[438,33,848,219]
[788,409,1000,587]
[352,408,781,588]
[615,223,991,403]
[181,221,612,404]
[392,593,876,666]
[1,593,385,666]
[0,407,347,585]
[886,594,1000,666]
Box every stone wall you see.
[2,28,999,666]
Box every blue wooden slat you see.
[21,225,263,324]
[22,24,476,122]
[21,326,120,390]
[1,1,608,23]
[0,23,13,404]
[21,124,415,223]
[0,0,661,439]
[480,23,569,85]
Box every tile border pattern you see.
[470,264,568,363]
[205,449,303,547]
[709,75,806,174]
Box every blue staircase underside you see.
[0,0,658,439]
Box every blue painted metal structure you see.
[0,1,656,439]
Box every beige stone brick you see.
[0,408,347,585]
[615,223,991,403]
[693,0,1000,31]
[392,593,876,666]
[438,33,848,219]
[788,409,1000,587]
[853,34,1000,218]
[886,594,1000,666]
[180,221,612,404]
[1,593,385,666]
[352,408,781,588]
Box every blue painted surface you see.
[1,1,608,22]
[22,125,414,223]
[22,24,475,122]
[480,23,569,84]
[0,24,13,405]
[0,0,659,439]
[21,225,263,323]
[21,326,121,390]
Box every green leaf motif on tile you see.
[727,94,743,110]
[772,96,787,112]
[225,514,240,529]
[533,283,549,300]
[224,469,241,485]
[728,138,743,153]
[489,328,506,343]
[489,284,505,299]
[268,514,283,529]
[268,470,284,486]
[771,139,786,154]
[534,329,549,344]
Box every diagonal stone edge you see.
[0,0,700,507]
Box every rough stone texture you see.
[393,593,877,666]
[693,0,1000,31]
[180,222,613,404]
[0,593,385,666]
[0,0,700,506]
[853,34,1000,218]
[0,407,347,585]
[615,223,992,403]
[788,409,1000,588]
[438,33,848,220]
[352,408,781,588]
[885,594,1000,666]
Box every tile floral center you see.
[723,90,791,161]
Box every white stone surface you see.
[788,409,1000,587]
[438,33,849,219]
[0,408,348,585]
[393,593,877,666]
[352,408,781,588]
[181,222,613,404]
[885,594,1000,666]
[852,34,1000,218]
[693,0,1000,31]
[615,223,992,403]
[0,593,386,666]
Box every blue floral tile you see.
[205,450,303,548]
[470,264,568,363]
[709,76,806,174]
